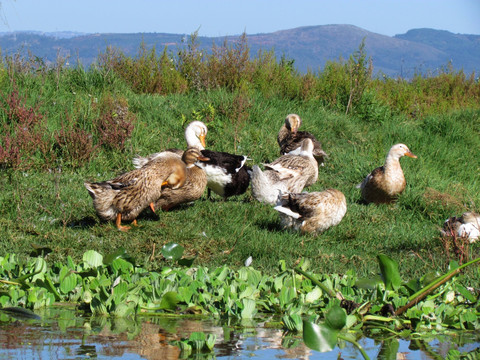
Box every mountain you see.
[0,25,478,78]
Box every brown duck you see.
[153,147,210,211]
[84,153,187,231]
[277,113,327,165]
[358,143,417,204]
[274,189,347,234]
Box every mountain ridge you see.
[0,25,478,78]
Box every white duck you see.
[442,212,480,242]
[358,143,417,204]
[250,138,318,205]
[274,189,347,234]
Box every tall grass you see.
[0,35,479,285]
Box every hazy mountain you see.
[0,25,478,78]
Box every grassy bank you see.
[0,39,479,287]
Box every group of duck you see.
[84,114,480,241]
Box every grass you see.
[1,86,479,288]
[0,39,479,288]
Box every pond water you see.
[0,307,479,359]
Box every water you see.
[0,307,478,359]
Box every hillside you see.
[0,25,478,77]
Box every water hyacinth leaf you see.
[455,284,477,303]
[189,332,206,351]
[355,275,383,290]
[325,305,347,331]
[83,250,103,268]
[159,291,180,310]
[279,286,296,308]
[241,298,257,319]
[302,320,338,352]
[112,258,134,274]
[161,242,184,261]
[305,287,322,303]
[205,334,216,351]
[60,272,77,294]
[377,338,400,360]
[104,247,135,266]
[377,254,401,291]
[178,257,196,267]
[283,314,303,332]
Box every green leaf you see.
[355,275,383,290]
[302,320,338,353]
[325,305,347,331]
[161,242,184,261]
[378,338,400,360]
[305,287,322,303]
[83,250,103,268]
[60,272,77,294]
[178,256,196,267]
[240,298,257,319]
[455,284,477,303]
[159,291,179,310]
[377,254,401,291]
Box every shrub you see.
[92,95,135,152]
[0,86,52,170]
[53,113,99,169]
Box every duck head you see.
[185,121,208,150]
[285,114,302,134]
[388,143,417,160]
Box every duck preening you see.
[251,138,318,205]
[85,152,186,231]
[153,147,210,211]
[277,113,327,165]
[274,189,347,234]
[442,212,480,242]
[357,143,417,204]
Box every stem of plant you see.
[338,334,370,360]
[395,257,480,316]
[294,267,343,300]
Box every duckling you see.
[442,212,480,242]
[134,121,251,199]
[251,138,318,205]
[358,143,417,204]
[153,147,210,211]
[85,152,186,231]
[274,189,347,234]
[277,113,327,165]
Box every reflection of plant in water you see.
[0,248,479,359]
[297,255,480,359]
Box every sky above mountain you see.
[1,0,479,37]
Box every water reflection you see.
[0,307,478,359]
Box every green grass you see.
[1,86,479,287]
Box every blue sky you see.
[1,0,479,37]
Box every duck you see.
[250,138,318,205]
[357,143,417,204]
[84,152,187,231]
[153,147,210,211]
[277,113,327,165]
[441,212,480,242]
[134,121,251,199]
[132,120,207,167]
[274,189,347,234]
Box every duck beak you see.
[198,155,210,161]
[405,151,417,159]
[199,134,206,148]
